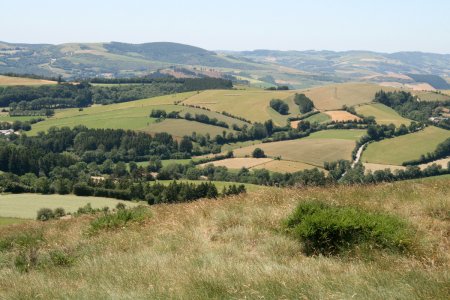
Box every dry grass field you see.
[0,75,56,86]
[301,83,397,110]
[199,157,273,169]
[251,159,318,173]
[355,103,411,126]
[324,110,361,122]
[0,179,449,298]
[414,91,450,101]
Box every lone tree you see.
[252,148,266,158]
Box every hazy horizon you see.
[2,0,450,54]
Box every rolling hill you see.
[2,41,450,89]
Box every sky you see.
[1,0,449,53]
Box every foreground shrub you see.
[88,206,149,235]
[284,200,415,256]
[12,230,45,272]
[36,208,54,221]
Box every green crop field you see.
[144,119,235,137]
[301,83,397,110]
[28,92,247,137]
[0,194,140,219]
[303,112,331,124]
[355,103,411,126]
[0,115,41,122]
[362,126,450,165]
[233,130,362,167]
[181,89,297,125]
[414,91,450,102]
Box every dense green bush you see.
[285,200,415,255]
[36,208,55,221]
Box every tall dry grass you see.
[0,177,449,299]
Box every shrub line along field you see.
[362,126,450,165]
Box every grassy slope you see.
[0,194,139,219]
[0,179,448,298]
[362,126,450,165]
[0,217,27,226]
[233,130,364,167]
[304,112,332,123]
[302,82,397,110]
[414,91,450,101]
[355,103,411,126]
[182,89,297,125]
[28,92,246,137]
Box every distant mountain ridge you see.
[1,41,449,89]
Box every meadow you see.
[181,89,297,125]
[301,82,397,110]
[0,178,448,298]
[414,90,450,101]
[232,130,364,167]
[28,92,247,137]
[355,103,411,126]
[0,194,139,219]
[362,126,450,165]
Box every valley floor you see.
[0,177,449,299]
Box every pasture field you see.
[221,140,263,152]
[324,110,361,122]
[181,89,296,124]
[364,157,450,174]
[0,194,140,219]
[0,75,56,86]
[362,126,450,165]
[144,119,235,137]
[199,157,273,169]
[251,159,318,173]
[28,92,247,136]
[355,103,411,126]
[414,91,450,101]
[1,180,448,298]
[301,82,397,110]
[233,130,361,167]
[0,115,41,122]
[442,90,450,96]
[290,113,331,128]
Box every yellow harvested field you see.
[0,75,56,86]
[324,110,361,122]
[251,160,318,173]
[302,83,396,110]
[199,157,273,169]
[181,89,296,124]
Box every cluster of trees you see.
[1,83,92,111]
[0,119,43,131]
[294,94,314,114]
[374,90,450,128]
[266,86,289,90]
[403,137,450,166]
[0,126,189,176]
[91,77,232,105]
[270,99,289,115]
[184,112,229,128]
